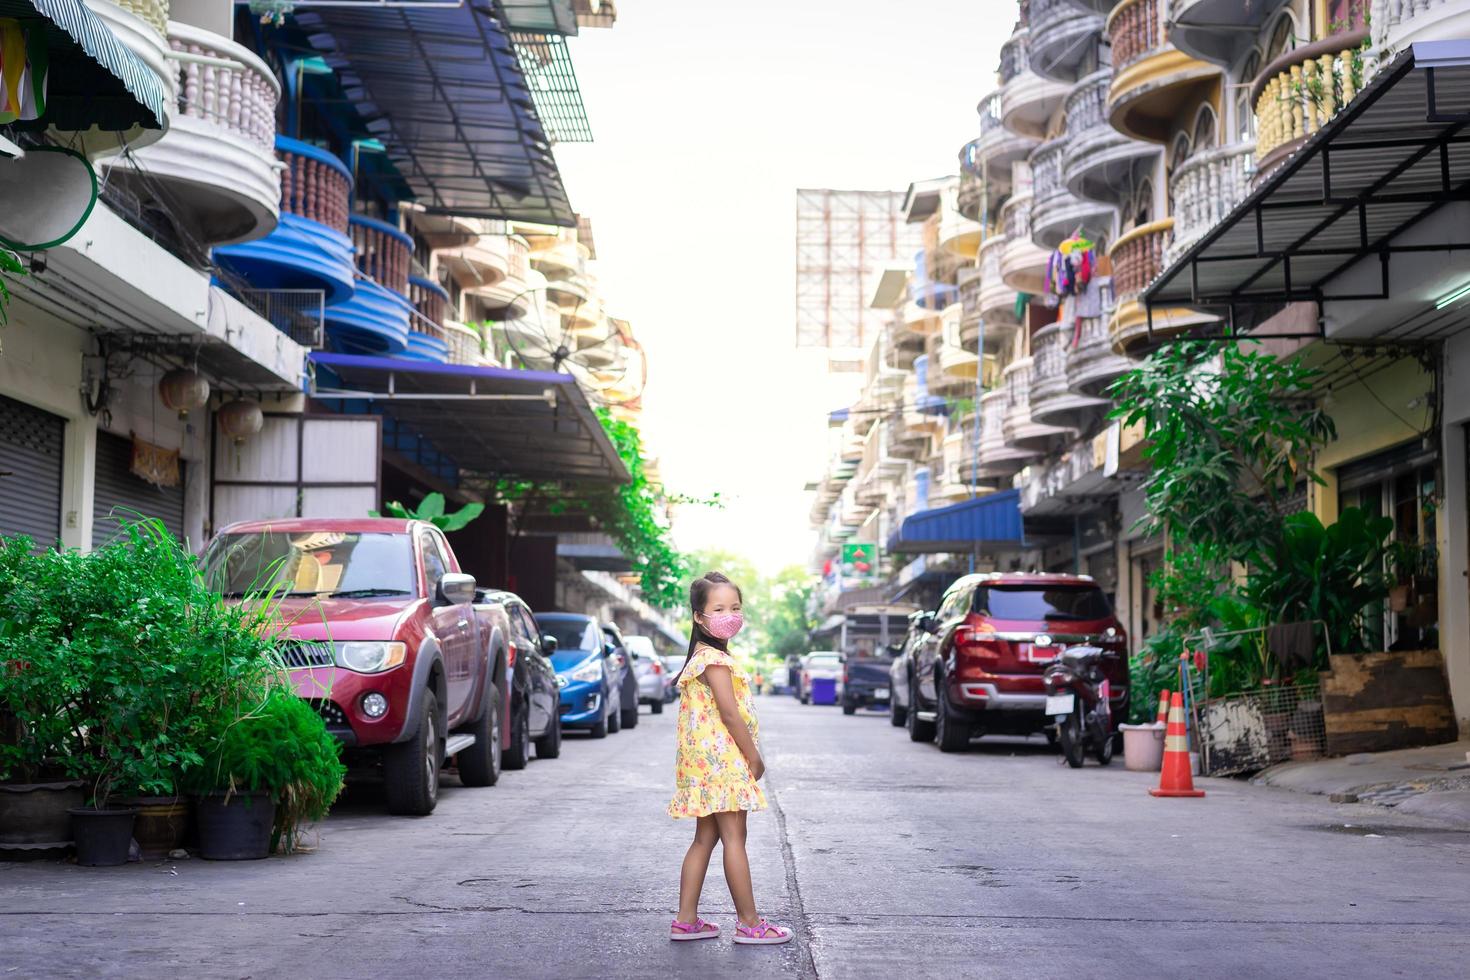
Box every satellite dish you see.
[0,146,97,250]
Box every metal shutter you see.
[0,394,64,551]
[93,431,186,546]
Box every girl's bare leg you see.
[713,810,759,925]
[677,815,720,923]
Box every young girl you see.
[666,571,793,946]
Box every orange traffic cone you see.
[1149,691,1205,798]
[1154,689,1171,725]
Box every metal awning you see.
[309,352,628,484]
[293,1,574,225]
[1144,42,1470,343]
[0,0,166,133]
[886,489,1025,555]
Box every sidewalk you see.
[1257,739,1470,828]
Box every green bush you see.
[0,521,343,850]
[189,685,345,854]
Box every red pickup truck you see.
[203,518,509,816]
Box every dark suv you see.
[903,573,1127,752]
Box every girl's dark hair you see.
[673,570,743,683]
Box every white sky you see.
[555,1,1011,574]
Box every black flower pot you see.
[0,780,85,850]
[195,792,274,861]
[68,808,137,867]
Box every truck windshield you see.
[203,531,417,598]
[972,585,1112,621]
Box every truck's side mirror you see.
[438,572,476,605]
[921,613,938,634]
[541,634,559,653]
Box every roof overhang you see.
[294,1,574,225]
[0,0,166,134]
[308,352,629,485]
[886,489,1026,555]
[868,263,912,310]
[1143,42,1470,345]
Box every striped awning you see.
[0,0,166,133]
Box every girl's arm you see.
[702,665,764,779]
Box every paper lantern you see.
[158,368,209,418]
[216,399,264,443]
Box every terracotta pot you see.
[0,780,85,849]
[1388,584,1411,613]
[118,796,190,860]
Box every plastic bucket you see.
[1119,722,1166,772]
[811,678,837,705]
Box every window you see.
[1235,52,1261,149]
[1265,15,1295,64]
[1327,0,1369,32]
[1192,106,1217,154]
[420,531,448,595]
[202,531,417,598]
[971,584,1114,622]
[537,615,600,653]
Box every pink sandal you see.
[733,919,793,945]
[670,917,720,941]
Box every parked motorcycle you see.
[1040,636,1114,768]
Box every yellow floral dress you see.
[667,644,767,818]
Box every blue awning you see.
[887,489,1025,555]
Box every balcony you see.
[408,275,449,327]
[977,388,1037,477]
[1168,142,1253,264]
[1066,278,1132,395]
[938,304,979,383]
[405,206,479,251]
[1170,0,1291,67]
[939,188,983,258]
[528,237,590,279]
[999,29,1072,140]
[317,215,415,355]
[1029,320,1111,429]
[977,233,1022,349]
[466,241,538,321]
[958,266,983,350]
[938,431,974,503]
[84,0,175,154]
[999,180,1049,295]
[1106,0,1219,143]
[215,136,356,307]
[1062,68,1159,206]
[1003,356,1073,447]
[109,22,279,246]
[1108,217,1213,353]
[956,175,984,221]
[1030,137,1115,249]
[1373,0,1470,62]
[443,320,483,366]
[962,92,1037,197]
[1251,31,1367,177]
[911,249,959,311]
[1029,0,1105,84]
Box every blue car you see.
[536,612,624,739]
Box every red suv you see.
[903,573,1127,752]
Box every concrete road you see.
[3,696,1469,979]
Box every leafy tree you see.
[372,491,484,532]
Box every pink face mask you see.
[702,612,744,640]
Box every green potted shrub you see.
[190,685,346,860]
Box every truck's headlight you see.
[335,641,408,673]
[569,658,603,683]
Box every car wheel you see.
[457,683,502,787]
[503,695,531,771]
[1094,722,1116,766]
[608,691,622,734]
[651,699,663,715]
[589,697,609,739]
[1044,727,1059,746]
[890,696,906,727]
[1059,707,1085,768]
[384,689,442,815]
[800,692,810,705]
[934,673,970,753]
[621,680,639,730]
[906,674,935,742]
[535,710,562,759]
[842,698,857,716]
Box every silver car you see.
[625,635,669,714]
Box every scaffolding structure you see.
[795,189,920,371]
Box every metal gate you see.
[92,430,187,547]
[0,393,64,551]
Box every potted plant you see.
[190,686,345,860]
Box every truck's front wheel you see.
[384,690,441,816]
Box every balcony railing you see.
[1066,278,1130,394]
[957,175,984,220]
[408,276,448,327]
[1110,218,1172,303]
[350,215,412,296]
[1373,0,1451,52]
[999,32,1029,84]
[1065,68,1108,134]
[1031,321,1068,405]
[1252,31,1367,162]
[171,25,276,151]
[1168,142,1253,264]
[1032,138,1065,206]
[108,0,168,35]
[279,141,351,233]
[1107,0,1162,71]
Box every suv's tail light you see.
[651,660,663,675]
[954,624,1001,664]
